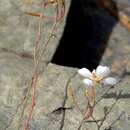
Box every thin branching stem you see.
[16,1,65,130]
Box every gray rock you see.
[29,64,77,130]
[0,0,130,130]
[0,52,33,130]
[0,54,130,130]
[0,0,70,63]
[63,70,130,130]
[101,22,130,75]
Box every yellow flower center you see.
[90,69,102,82]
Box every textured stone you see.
[29,64,77,130]
[0,0,130,130]
[0,52,33,130]
[62,70,130,130]
[101,20,130,75]
[0,54,130,130]
[0,0,70,63]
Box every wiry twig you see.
[68,85,83,115]
[16,0,65,130]
[97,91,121,130]
[24,2,63,130]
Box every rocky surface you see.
[114,0,130,16]
[0,60,130,130]
[0,0,130,130]
[101,22,130,75]
[0,0,70,63]
[0,52,33,130]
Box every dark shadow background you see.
[52,0,118,70]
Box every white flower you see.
[78,65,117,87]
[83,79,93,87]
[78,68,92,78]
[102,77,117,86]
[96,65,110,78]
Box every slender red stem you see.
[22,1,65,130]
[24,75,38,130]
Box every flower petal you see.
[96,65,110,78]
[78,68,92,78]
[83,79,93,87]
[103,77,117,86]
